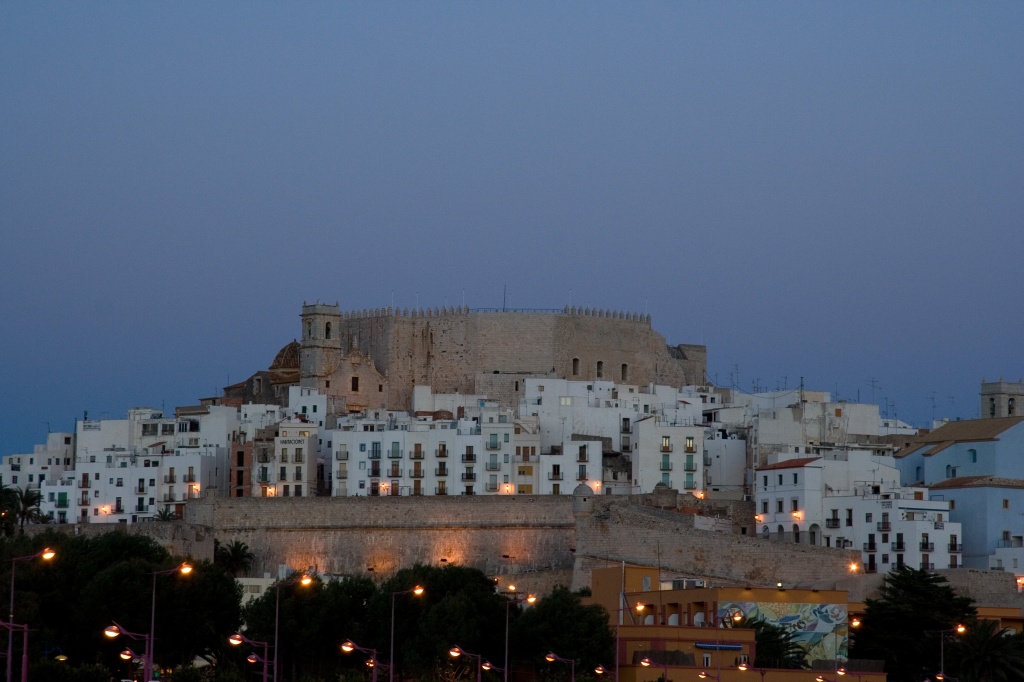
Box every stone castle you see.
[297,302,707,412]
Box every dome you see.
[270,340,300,370]
[573,482,595,496]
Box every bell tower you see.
[300,302,342,391]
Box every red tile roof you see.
[756,457,821,471]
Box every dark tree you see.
[950,618,1024,682]
[512,585,614,678]
[732,615,807,669]
[852,566,976,682]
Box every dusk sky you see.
[2,3,1022,458]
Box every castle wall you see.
[325,307,705,411]
[185,494,577,579]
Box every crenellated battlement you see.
[334,305,651,326]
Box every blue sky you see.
[2,3,1022,457]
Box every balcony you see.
[486,441,502,451]
[891,542,906,552]
[436,448,448,458]
[577,473,588,481]
[435,487,448,495]
[134,504,148,513]
[685,446,697,454]
[825,518,841,529]
[660,462,673,471]
[863,543,877,553]
[387,469,402,478]
[257,453,271,463]
[369,468,381,478]
[461,473,477,482]
[388,450,403,460]
[864,564,878,574]
[135,486,146,495]
[621,423,631,434]
[948,542,962,553]
[410,469,425,479]
[162,494,177,502]
[876,522,891,532]
[462,453,477,463]
[113,506,125,515]
[485,483,499,492]
[163,475,176,484]
[410,450,425,460]
[548,472,563,481]
[434,467,448,476]
[684,462,697,472]
[336,470,348,479]
[335,450,349,461]
[55,500,69,509]
[920,562,935,570]
[660,445,674,453]
[183,474,197,483]
[368,451,381,460]
[78,480,91,489]
[79,497,89,506]
[577,453,589,463]
[485,461,501,471]
[683,481,696,490]
[920,542,935,552]
[463,489,476,496]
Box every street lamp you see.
[148,561,192,682]
[697,672,719,680]
[274,573,313,682]
[934,624,967,681]
[104,621,151,682]
[450,645,483,682]
[544,651,575,682]
[390,584,424,682]
[737,662,767,681]
[613,599,646,682]
[342,639,380,682]
[503,585,536,682]
[230,631,270,682]
[481,661,503,674]
[837,667,864,680]
[0,622,28,682]
[6,546,54,682]
[639,656,668,682]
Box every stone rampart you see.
[185,494,577,579]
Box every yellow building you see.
[588,566,885,682]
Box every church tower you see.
[300,302,342,391]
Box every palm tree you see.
[214,539,255,577]
[0,486,18,537]
[154,506,179,521]
[733,615,809,669]
[7,487,44,534]
[951,619,1024,682]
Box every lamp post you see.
[544,651,575,682]
[933,624,966,681]
[274,573,313,682]
[230,631,270,682]
[389,584,424,682]
[148,561,192,682]
[450,645,483,682]
[639,656,668,682]
[737,662,767,681]
[503,585,535,682]
[104,622,150,682]
[6,546,54,682]
[697,672,719,680]
[837,667,864,681]
[342,639,380,682]
[614,598,646,682]
[0,622,28,682]
[481,660,503,676]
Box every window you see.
[791,499,799,512]
[776,499,784,513]
[866,513,873,522]
[621,364,628,381]
[761,500,768,514]
[846,509,853,526]
[969,449,977,463]
[762,475,767,488]
[560,397,572,406]
[778,474,783,485]
[572,358,580,376]
[1004,499,1010,510]
[950,499,956,510]
[352,377,360,391]
[596,361,604,378]
[793,473,798,484]
[325,322,331,339]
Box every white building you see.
[755,448,961,574]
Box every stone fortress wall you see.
[300,304,707,410]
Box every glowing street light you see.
[7,547,55,682]
[450,645,483,682]
[503,585,536,682]
[390,585,424,682]
[342,639,380,682]
[230,631,269,682]
[544,651,575,682]
[147,562,192,682]
[274,573,313,682]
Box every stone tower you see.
[299,303,343,393]
[980,378,1024,418]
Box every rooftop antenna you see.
[503,285,507,312]
[865,377,881,406]
[462,289,465,308]
[569,288,573,307]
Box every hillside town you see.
[3,305,1023,585]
